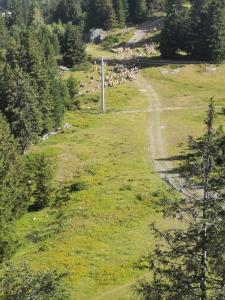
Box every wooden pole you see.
[101,57,105,113]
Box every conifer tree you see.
[190,0,213,59]
[190,0,225,61]
[160,0,188,58]
[0,64,42,152]
[113,0,127,25]
[8,0,25,27]
[51,78,65,127]
[136,101,225,299]
[128,0,147,23]
[87,0,117,30]
[25,154,55,211]
[53,0,83,25]
[62,24,86,67]
[204,0,225,62]
[19,28,54,133]
[0,114,28,261]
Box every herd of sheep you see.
[78,62,140,96]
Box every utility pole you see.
[101,57,105,113]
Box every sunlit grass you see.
[13,82,174,300]
[142,64,225,159]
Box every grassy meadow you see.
[142,64,225,157]
[11,35,225,299]
[13,80,175,300]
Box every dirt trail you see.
[110,105,209,115]
[128,18,164,44]
[136,73,185,190]
[91,281,134,300]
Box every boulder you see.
[89,28,106,43]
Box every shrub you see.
[25,154,56,211]
[0,263,69,300]
[102,34,120,49]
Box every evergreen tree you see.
[51,78,65,127]
[160,0,188,58]
[136,102,225,299]
[0,15,8,50]
[113,0,127,25]
[204,0,225,62]
[128,0,147,23]
[147,0,166,13]
[62,24,86,67]
[0,64,42,151]
[87,0,117,30]
[65,76,80,110]
[25,154,55,211]
[7,0,25,27]
[0,263,69,299]
[19,28,54,133]
[0,114,29,261]
[53,0,83,25]
[190,0,213,59]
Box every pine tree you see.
[7,0,25,27]
[113,0,127,25]
[204,0,225,62]
[51,78,65,127]
[128,0,147,23]
[87,0,117,30]
[160,0,188,58]
[62,24,86,67]
[19,28,54,133]
[136,101,225,299]
[25,154,55,211]
[65,76,80,110]
[53,0,83,25]
[0,15,8,50]
[0,64,42,152]
[147,0,166,13]
[0,113,29,261]
[0,263,69,299]
[190,0,213,59]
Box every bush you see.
[102,34,121,49]
[24,154,56,211]
[0,263,69,300]
[52,179,87,208]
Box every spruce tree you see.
[160,0,188,58]
[190,0,213,59]
[205,0,225,62]
[136,101,225,299]
[51,78,65,127]
[62,24,86,67]
[87,0,117,30]
[25,154,55,211]
[0,114,28,261]
[113,0,127,25]
[0,263,69,299]
[128,0,147,23]
[53,0,83,25]
[19,28,54,133]
[7,0,25,27]
[0,64,42,151]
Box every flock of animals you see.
[78,62,140,96]
[111,42,159,60]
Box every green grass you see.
[142,64,225,157]
[12,47,225,299]
[13,81,174,300]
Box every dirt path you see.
[128,18,164,44]
[91,281,133,300]
[109,105,209,115]
[136,73,185,190]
